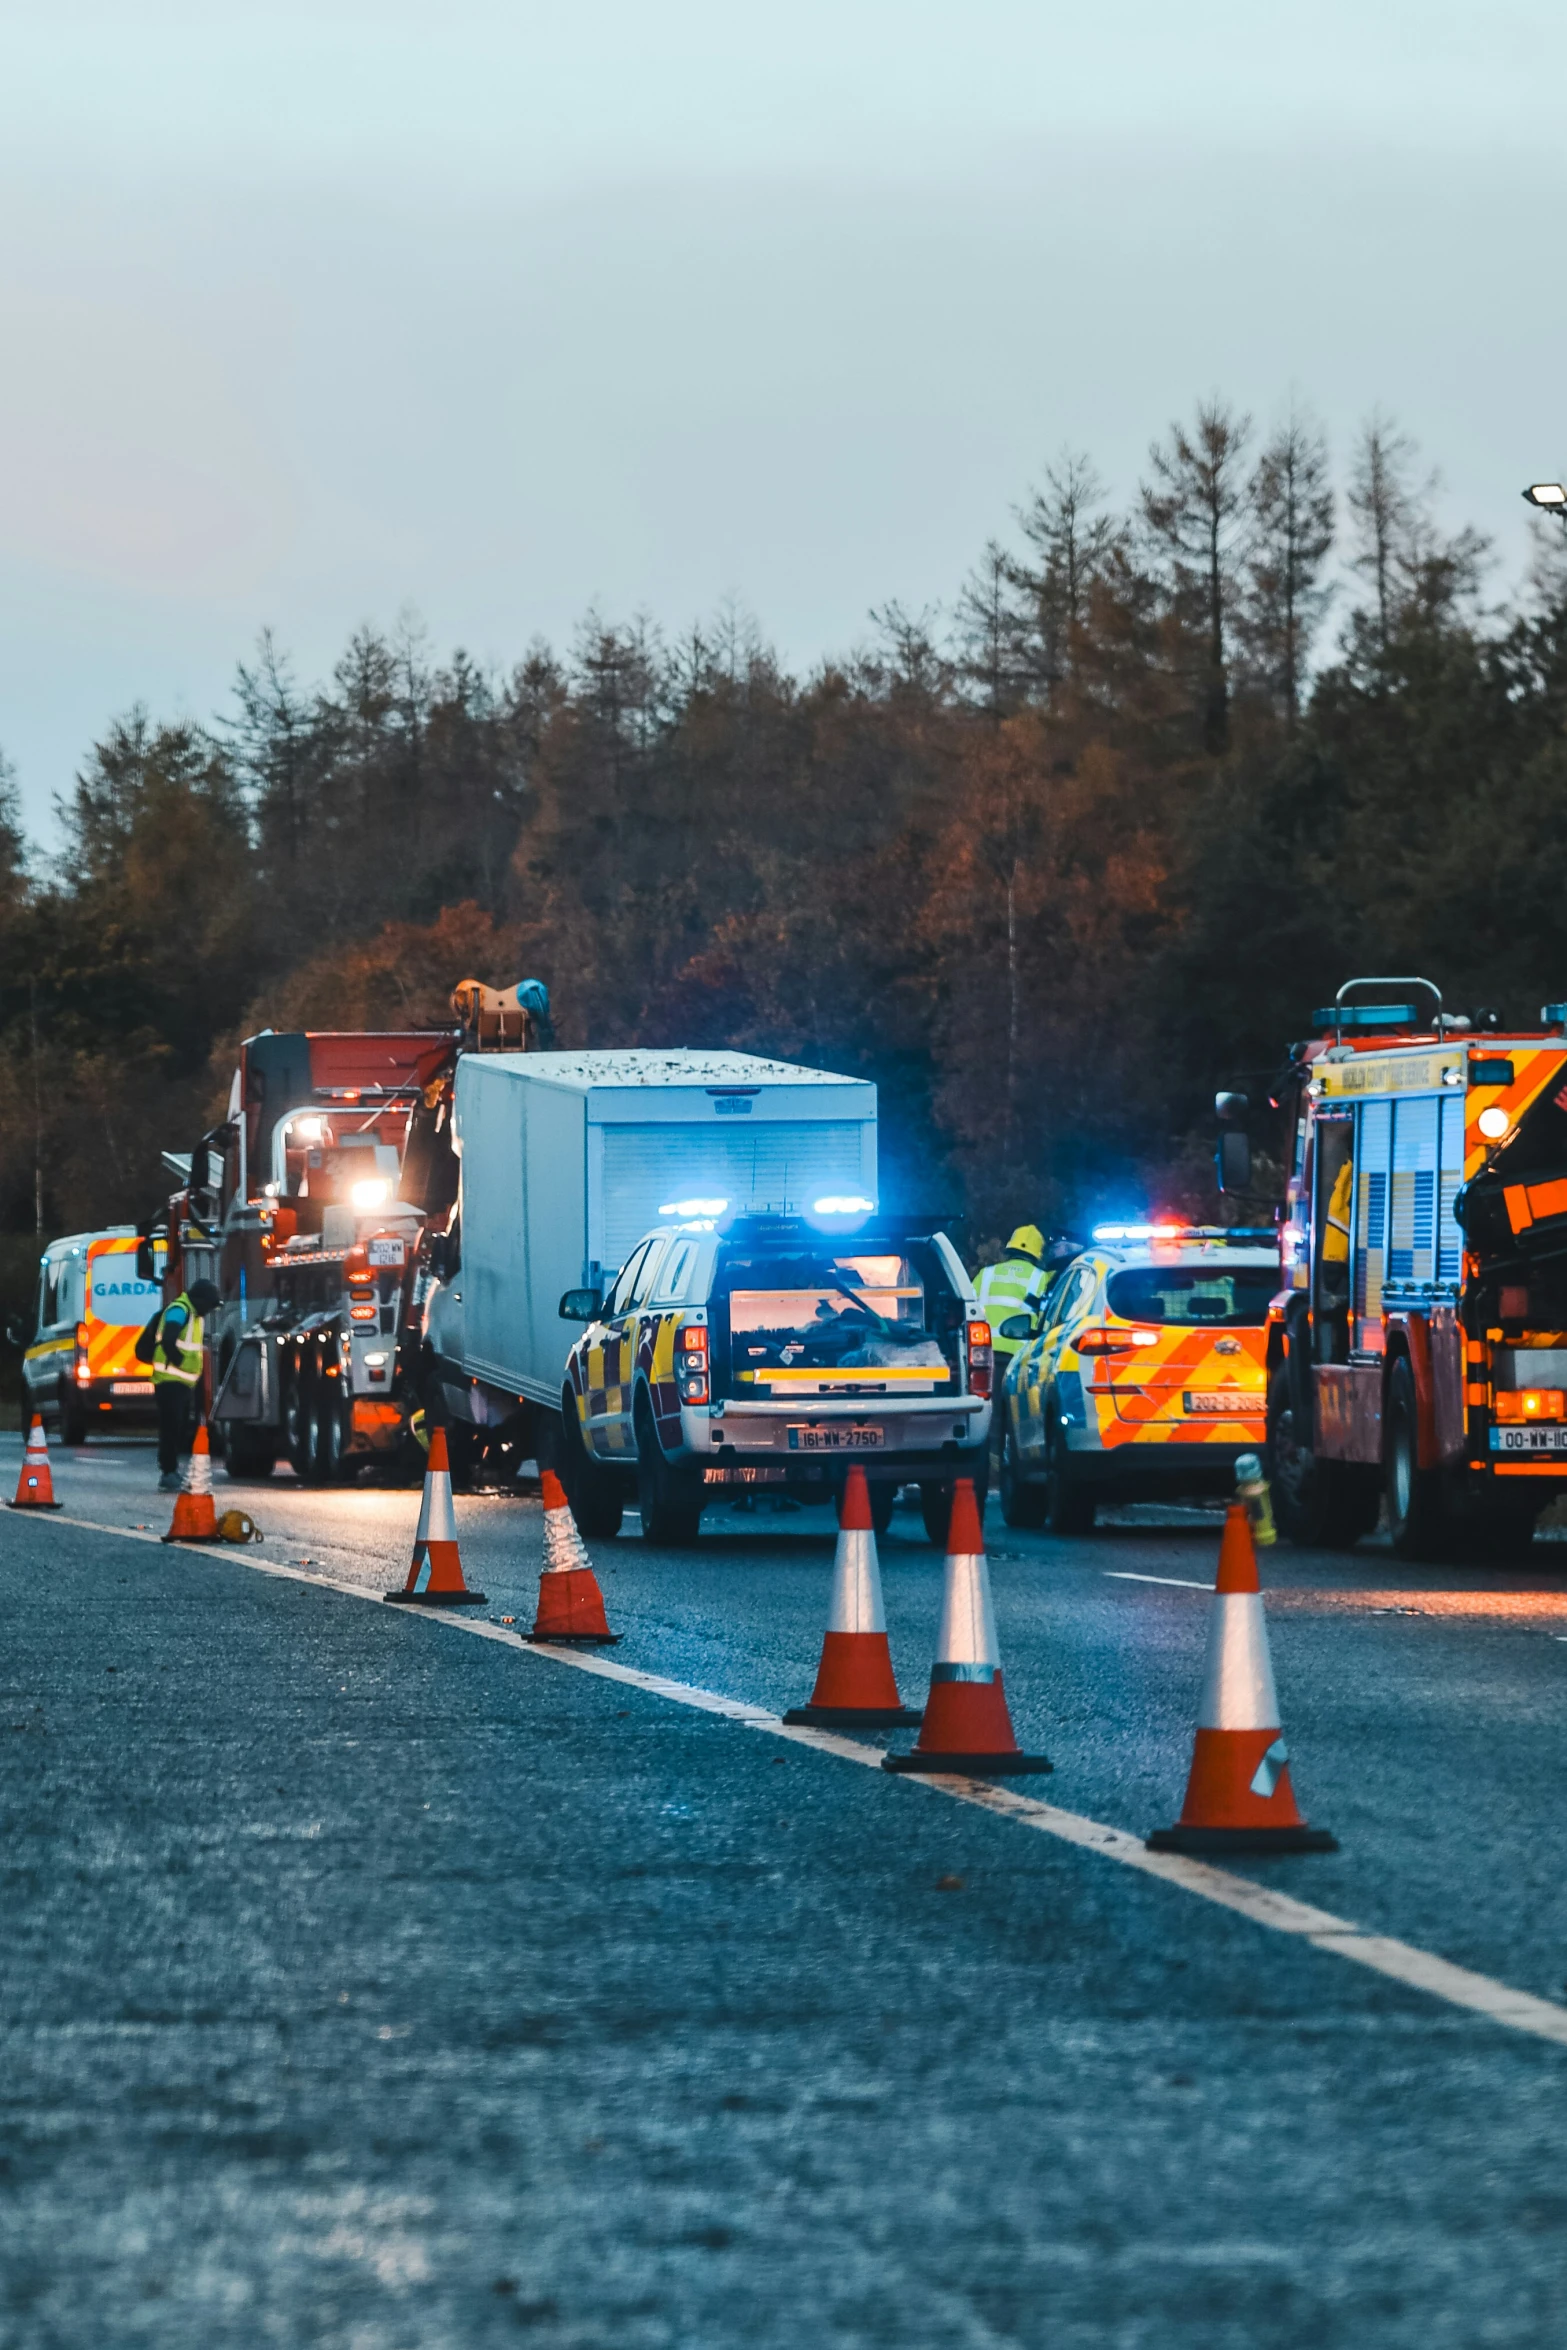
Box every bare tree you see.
[1008,450,1118,700]
[1347,414,1488,650]
[1244,408,1335,731]
[954,541,1025,725]
[1142,399,1254,755]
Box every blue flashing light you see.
[812,1195,876,1217]
[659,1196,728,1218]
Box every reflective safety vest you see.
[974,1255,1045,1358]
[151,1294,205,1386]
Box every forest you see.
[4,397,1567,1368]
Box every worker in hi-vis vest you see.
[152,1279,219,1490]
[974,1227,1051,1366]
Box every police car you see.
[556,1211,993,1544]
[996,1224,1277,1531]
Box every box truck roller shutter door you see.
[1389,1094,1438,1293]
[598,1122,870,1266]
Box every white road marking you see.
[1103,1570,1211,1590]
[20,1510,1567,2051]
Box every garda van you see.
[16,1228,165,1442]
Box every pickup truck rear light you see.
[966,1318,993,1398]
[1493,1389,1566,1422]
[677,1323,710,1405]
[349,1303,377,1323]
[1076,1326,1160,1356]
[75,1322,91,1384]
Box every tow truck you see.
[143,981,551,1482]
[1222,976,1567,1557]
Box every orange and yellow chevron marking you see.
[1076,1325,1267,1453]
[1466,1046,1567,1181]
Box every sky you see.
[3,0,1566,843]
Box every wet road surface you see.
[3,1433,1566,2347]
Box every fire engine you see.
[1223,976,1567,1558]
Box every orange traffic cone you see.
[163,1419,220,1542]
[883,1478,1051,1776]
[8,1417,62,1511]
[1147,1502,1335,1854]
[784,1467,920,1727]
[529,1471,619,1642]
[384,1426,487,1605]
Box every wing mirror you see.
[4,1314,26,1349]
[998,1313,1036,1342]
[559,1287,603,1322]
[1216,1129,1253,1192]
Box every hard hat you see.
[1006,1225,1045,1260]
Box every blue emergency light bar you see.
[1092,1223,1276,1245]
[1311,1002,1417,1032]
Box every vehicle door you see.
[24,1252,69,1413]
[1017,1262,1092,1459]
[583,1244,650,1458]
[602,1239,670,1457]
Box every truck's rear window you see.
[723,1251,946,1371]
[1105,1267,1274,1327]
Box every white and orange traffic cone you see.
[529,1470,618,1642]
[384,1426,487,1606]
[784,1466,920,1727]
[8,1417,61,1511]
[1147,1501,1335,1854]
[883,1477,1051,1777]
[162,1418,220,1542]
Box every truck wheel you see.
[634,1392,701,1545]
[58,1385,87,1446]
[282,1367,313,1482]
[557,1391,624,1538]
[868,1481,896,1537]
[1384,1356,1446,1561]
[999,1425,1049,1529]
[225,1426,278,1480]
[1042,1421,1094,1535]
[313,1392,347,1482]
[1266,1370,1379,1550]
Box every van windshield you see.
[1105,1266,1275,1327]
[724,1251,946,1370]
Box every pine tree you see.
[1142,399,1254,755]
[1244,410,1335,731]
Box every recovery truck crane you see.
[143,980,551,1483]
[1220,976,1567,1559]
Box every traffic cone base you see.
[163,1419,219,1542]
[528,1470,618,1641]
[9,1417,62,1509]
[384,1430,487,1603]
[883,1670,1052,1775]
[528,1564,619,1643]
[1147,1502,1333,1853]
[786,1468,917,1724]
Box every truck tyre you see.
[282,1364,313,1483]
[634,1391,701,1545]
[1042,1419,1094,1535]
[557,1390,624,1539]
[869,1481,897,1537]
[225,1425,278,1480]
[57,1379,87,1447]
[312,1390,347,1482]
[1384,1355,1447,1562]
[999,1424,1049,1529]
[1266,1370,1379,1550]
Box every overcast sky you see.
[3,0,1566,842]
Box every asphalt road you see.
[4,1432,1567,2348]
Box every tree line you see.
[4,395,1566,1364]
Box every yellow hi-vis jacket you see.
[151,1294,205,1385]
[975,1254,1045,1359]
[1322,1161,1353,1265]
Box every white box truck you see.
[421,1048,878,1449]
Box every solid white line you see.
[1103,1570,1211,1590]
[17,1509,1567,2050]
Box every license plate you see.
[368,1239,405,1268]
[1490,1425,1567,1453]
[1184,1391,1260,1415]
[111,1380,154,1396]
[787,1425,884,1451]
